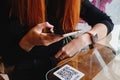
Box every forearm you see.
[77,23,108,48]
[81,0,114,35]
[19,37,35,52]
[88,23,108,40]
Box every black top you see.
[0,0,114,65]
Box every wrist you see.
[85,31,98,44]
[19,38,35,52]
[77,33,92,47]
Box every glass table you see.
[46,25,120,80]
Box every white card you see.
[53,64,85,80]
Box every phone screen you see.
[62,30,84,38]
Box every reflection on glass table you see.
[109,25,120,54]
[93,54,120,80]
[46,25,120,80]
[46,43,116,80]
[93,25,120,80]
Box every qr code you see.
[53,64,84,80]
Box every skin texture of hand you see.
[55,23,108,60]
[19,22,63,52]
[55,33,91,60]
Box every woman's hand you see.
[55,33,91,60]
[55,23,108,60]
[19,22,63,52]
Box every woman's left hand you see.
[55,33,91,60]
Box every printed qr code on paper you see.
[53,64,84,80]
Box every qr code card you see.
[53,64,85,80]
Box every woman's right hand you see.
[19,22,63,52]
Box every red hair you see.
[63,0,81,32]
[10,0,45,27]
[10,0,81,33]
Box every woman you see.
[0,0,114,80]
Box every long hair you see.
[10,0,45,27]
[63,0,81,32]
[10,0,81,33]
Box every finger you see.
[50,27,54,33]
[45,22,54,28]
[55,50,63,59]
[44,22,54,33]
[36,22,54,33]
[59,54,67,60]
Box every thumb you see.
[42,22,54,33]
[35,22,54,33]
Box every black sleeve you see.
[0,17,29,65]
[80,0,114,34]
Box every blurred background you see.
[106,0,120,25]
[105,0,120,52]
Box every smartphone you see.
[62,30,84,38]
